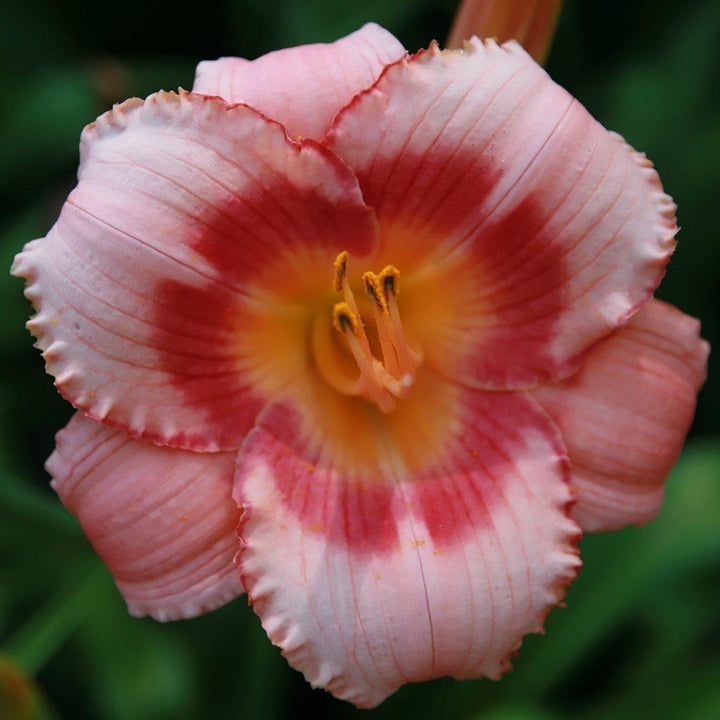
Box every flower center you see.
[312,251,422,413]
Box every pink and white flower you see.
[12,24,708,707]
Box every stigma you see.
[322,251,421,413]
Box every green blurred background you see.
[1,0,719,718]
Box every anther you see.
[362,272,388,312]
[333,251,349,293]
[378,265,400,298]
[332,302,358,335]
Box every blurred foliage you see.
[0,0,718,718]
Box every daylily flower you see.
[12,24,708,707]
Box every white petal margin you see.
[234,394,581,707]
[533,298,709,532]
[193,23,405,140]
[47,412,242,621]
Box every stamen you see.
[363,271,400,376]
[326,252,422,412]
[332,302,396,413]
[378,265,422,377]
[333,252,374,364]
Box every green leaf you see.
[2,563,108,675]
[0,69,97,199]
[75,588,194,720]
[469,704,561,720]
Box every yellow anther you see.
[333,251,349,293]
[332,302,358,335]
[378,265,400,298]
[362,271,388,313]
[323,252,419,413]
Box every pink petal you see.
[234,390,580,707]
[325,40,677,390]
[533,299,709,532]
[447,0,564,64]
[47,412,242,620]
[192,23,405,141]
[11,91,378,451]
